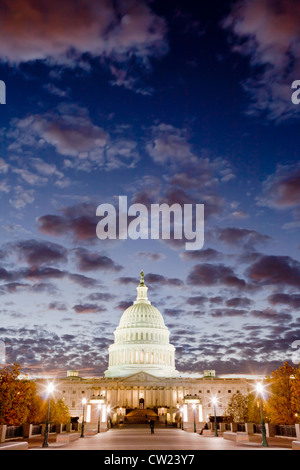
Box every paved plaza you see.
[29,425,290,451]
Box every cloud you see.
[210,308,247,318]
[145,272,184,287]
[74,247,123,272]
[72,304,106,314]
[250,308,292,323]
[8,104,140,172]
[146,124,196,166]
[258,163,300,209]
[267,293,300,309]
[37,202,98,242]
[225,297,253,308]
[247,254,300,287]
[187,263,246,289]
[0,0,168,67]
[222,0,300,121]
[14,239,68,266]
[9,186,35,209]
[212,227,272,249]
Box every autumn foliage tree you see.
[0,363,38,425]
[266,361,300,425]
[224,362,300,425]
[0,363,70,426]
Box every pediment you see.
[119,371,163,383]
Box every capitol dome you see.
[105,271,179,378]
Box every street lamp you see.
[211,397,218,437]
[42,383,54,448]
[180,407,184,430]
[192,404,196,433]
[107,405,111,429]
[97,404,101,434]
[255,382,268,447]
[80,397,87,438]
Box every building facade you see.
[36,272,255,430]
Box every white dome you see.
[105,271,179,378]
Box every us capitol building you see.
[37,271,255,431]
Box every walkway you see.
[30,425,290,451]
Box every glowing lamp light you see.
[82,397,87,405]
[47,383,54,394]
[256,382,264,394]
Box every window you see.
[228,390,231,393]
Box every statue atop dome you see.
[139,270,145,287]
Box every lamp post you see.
[256,383,268,447]
[97,404,101,434]
[180,407,184,430]
[107,405,110,429]
[80,397,87,438]
[211,397,218,437]
[42,383,54,448]
[192,404,196,433]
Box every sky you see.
[0,0,300,379]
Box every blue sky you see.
[0,0,300,378]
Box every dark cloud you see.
[222,0,300,122]
[210,308,247,318]
[247,254,300,287]
[267,293,300,309]
[14,239,68,266]
[258,164,300,213]
[0,0,168,71]
[187,263,246,289]
[37,202,98,242]
[48,302,68,311]
[145,273,184,287]
[115,300,133,311]
[250,308,292,323]
[72,304,107,314]
[186,296,208,306]
[74,247,123,272]
[226,297,253,308]
[213,227,272,249]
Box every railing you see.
[237,423,246,432]
[5,426,23,439]
[253,424,262,434]
[50,424,57,433]
[275,425,296,438]
[31,424,42,436]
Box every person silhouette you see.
[149,419,154,434]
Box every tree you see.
[50,398,71,425]
[266,361,299,424]
[224,392,249,423]
[291,364,300,423]
[0,363,39,425]
[247,392,263,424]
